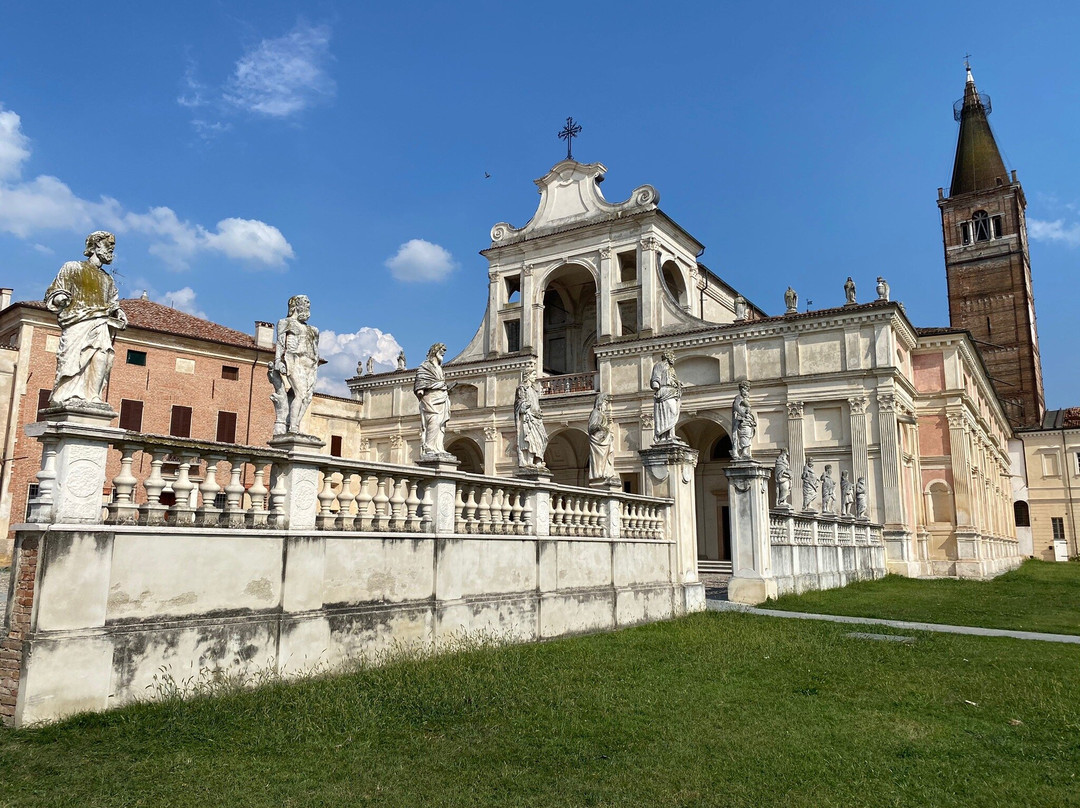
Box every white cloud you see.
[32,243,53,255]
[224,21,335,118]
[159,287,207,319]
[0,106,30,181]
[385,239,458,282]
[1028,218,1080,247]
[316,327,404,397]
[0,101,294,270]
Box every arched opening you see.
[676,418,732,565]
[1013,500,1030,528]
[446,436,484,475]
[545,428,589,487]
[661,260,688,308]
[928,480,955,524]
[541,264,597,376]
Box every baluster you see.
[389,477,407,531]
[246,461,269,528]
[501,488,513,533]
[141,449,168,525]
[28,436,58,522]
[358,473,377,531]
[588,498,601,537]
[317,469,338,530]
[464,486,479,533]
[197,454,224,527]
[454,486,466,533]
[478,486,493,534]
[488,488,503,535]
[338,472,357,530]
[170,452,198,526]
[571,496,584,537]
[108,442,140,524]
[268,462,288,529]
[521,491,534,536]
[405,480,421,532]
[420,483,434,533]
[372,475,391,531]
[223,456,247,528]
[509,490,524,535]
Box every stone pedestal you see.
[268,433,325,531]
[416,454,459,473]
[724,459,777,605]
[417,455,461,535]
[25,405,120,524]
[514,465,553,483]
[639,443,702,612]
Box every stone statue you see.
[397,350,407,371]
[774,449,792,508]
[366,356,375,375]
[801,458,818,512]
[587,392,617,483]
[414,342,453,459]
[734,295,748,321]
[650,350,682,445]
[44,231,127,408]
[784,286,798,314]
[268,294,319,436]
[876,277,890,302]
[820,464,837,513]
[855,477,869,518]
[355,360,364,377]
[730,380,757,460]
[515,365,548,468]
[844,276,856,305]
[841,470,854,516]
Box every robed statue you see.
[774,449,793,508]
[588,392,617,483]
[730,380,756,460]
[801,458,818,512]
[414,342,454,459]
[269,295,319,435]
[650,351,682,445]
[515,365,548,468]
[820,464,837,513]
[44,231,127,408]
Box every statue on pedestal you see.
[414,342,454,459]
[734,295,748,322]
[397,350,407,371]
[774,449,792,508]
[730,380,757,460]
[820,464,837,513]
[44,231,127,408]
[269,294,320,436]
[784,286,798,314]
[801,458,818,512]
[855,477,869,518]
[841,470,854,516]
[588,392,616,483]
[515,365,548,468]
[366,356,375,375]
[844,277,856,305]
[650,350,683,445]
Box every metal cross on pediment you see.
[558,117,582,160]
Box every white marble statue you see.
[734,295,748,321]
[588,392,616,483]
[397,350,407,371]
[366,356,375,375]
[414,342,453,458]
[269,294,319,436]
[844,276,856,305]
[876,277,890,302]
[650,350,682,445]
[855,477,869,518]
[841,470,854,516]
[730,380,757,460]
[774,449,793,508]
[515,365,548,467]
[820,464,837,513]
[784,286,798,314]
[801,458,818,512]
[44,231,127,408]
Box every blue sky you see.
[2,2,1078,405]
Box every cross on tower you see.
[558,117,582,161]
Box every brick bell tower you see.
[938,63,1044,428]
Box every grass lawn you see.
[2,612,1078,807]
[763,559,1080,635]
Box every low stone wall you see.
[768,512,887,596]
[5,524,695,726]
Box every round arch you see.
[661,259,688,308]
[676,417,732,564]
[540,263,598,376]
[545,427,589,487]
[446,435,484,475]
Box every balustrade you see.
[768,510,885,548]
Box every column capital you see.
[848,395,869,415]
[787,401,804,419]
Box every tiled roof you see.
[1036,408,1080,430]
[16,298,261,350]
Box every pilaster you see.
[723,460,777,605]
[639,236,658,335]
[597,247,613,339]
[267,433,326,531]
[786,401,805,483]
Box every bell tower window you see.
[972,210,991,242]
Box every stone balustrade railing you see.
[539,371,598,397]
[768,511,885,547]
[23,418,671,542]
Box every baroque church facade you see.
[307,68,1036,580]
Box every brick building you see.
[0,292,278,559]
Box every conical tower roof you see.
[949,65,1009,196]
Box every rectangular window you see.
[36,388,51,420]
[504,275,521,304]
[992,215,1003,239]
[618,251,637,282]
[330,435,343,457]
[618,300,638,336]
[1075,452,1080,476]
[216,411,237,444]
[119,399,144,432]
[170,405,192,438]
[213,492,228,510]
[504,319,521,353]
[25,483,39,520]
[126,349,147,366]
[961,222,972,245]
[1051,517,1066,541]
[221,365,240,381]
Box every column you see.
[786,401,805,488]
[848,396,869,499]
[723,459,777,605]
[876,393,903,526]
[946,411,974,528]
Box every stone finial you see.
[43,231,127,410]
[784,286,798,314]
[268,294,319,436]
[876,277,890,302]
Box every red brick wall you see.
[1,534,37,725]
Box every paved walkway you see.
[706,599,1080,645]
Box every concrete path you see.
[706,599,1080,645]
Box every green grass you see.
[763,559,1080,635]
[2,612,1079,807]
